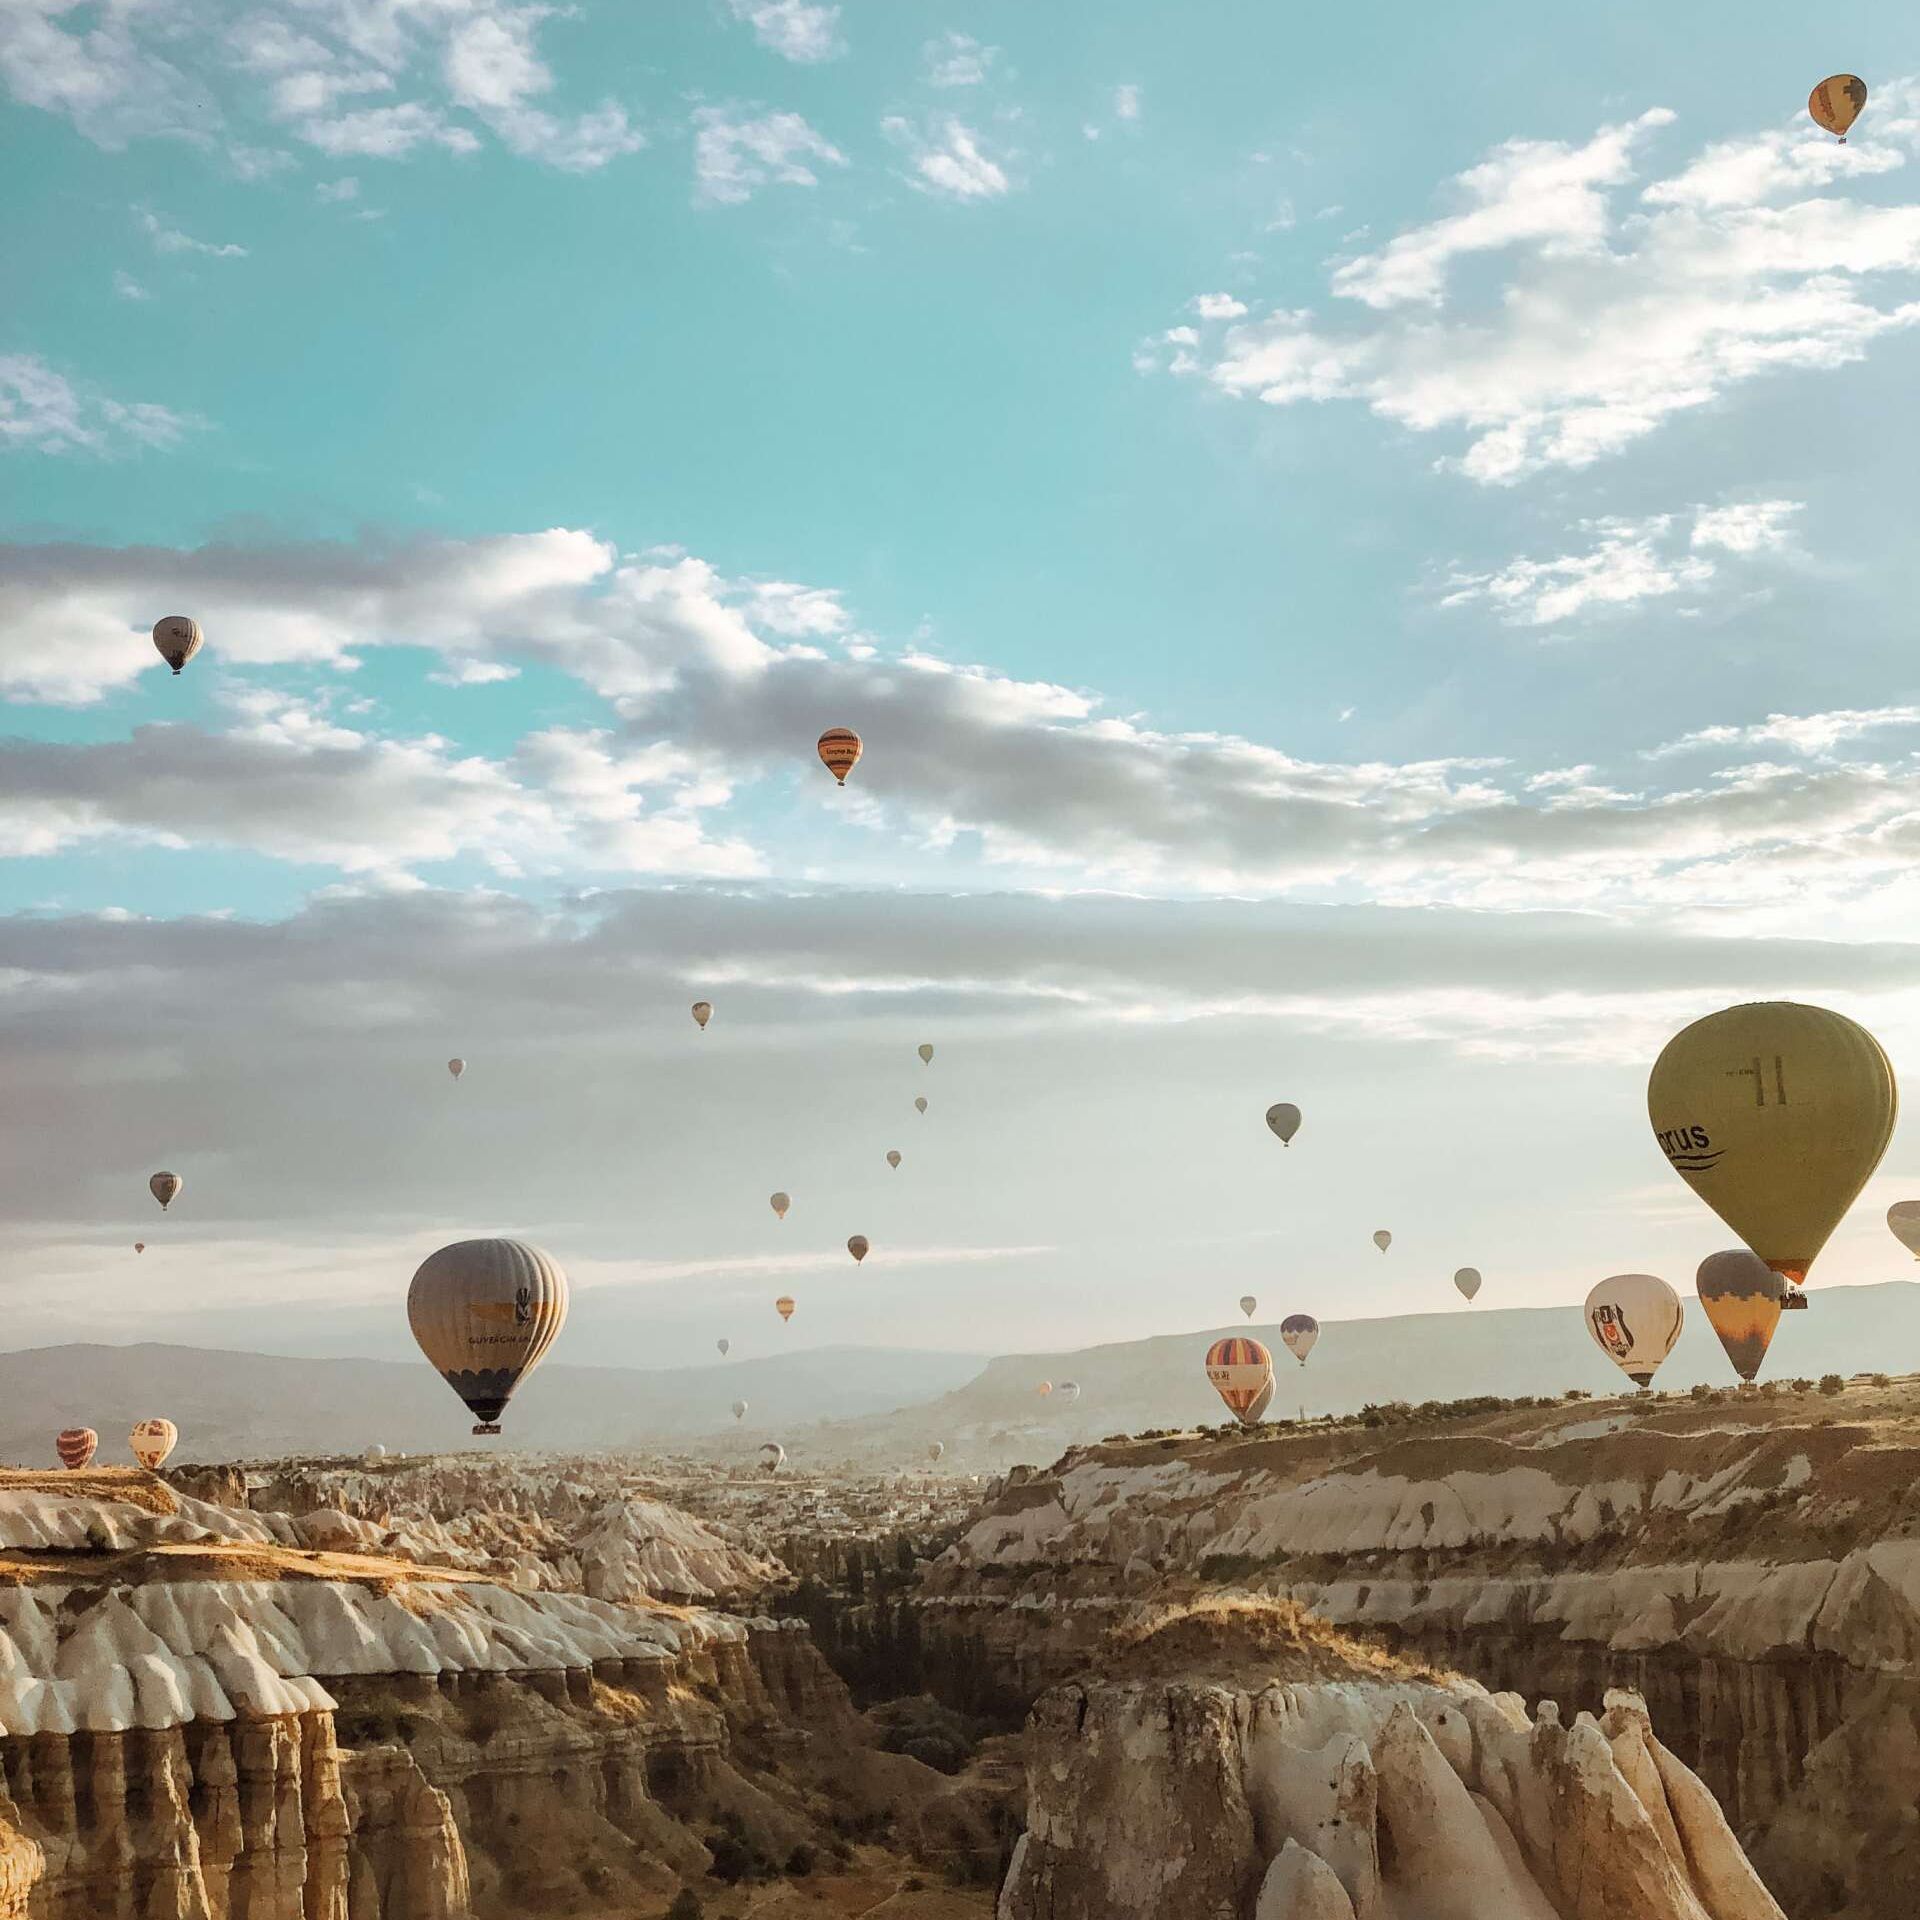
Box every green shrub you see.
[1818,1374,1845,1397]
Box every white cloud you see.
[692,106,847,207]
[1648,706,1920,759]
[1191,293,1247,320]
[314,176,360,202]
[0,354,199,458]
[1114,84,1141,122]
[728,0,841,65]
[112,270,149,301]
[138,209,246,258]
[1158,87,1920,481]
[1441,500,1797,627]
[924,33,997,88]
[882,115,1012,201]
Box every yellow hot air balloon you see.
[817,727,862,785]
[1809,74,1867,141]
[1035,1380,1053,1396]
[149,1171,181,1211]
[1373,1230,1392,1253]
[770,1191,791,1220]
[1696,1248,1787,1385]
[691,1000,712,1030]
[886,1149,902,1169]
[447,1057,465,1080]
[1888,1202,1920,1258]
[56,1428,98,1471]
[776,1295,796,1322]
[130,1417,178,1469]
[1265,1103,1301,1146]
[918,1044,934,1065]
[407,1238,569,1435]
[1585,1274,1683,1390]
[1648,1002,1896,1287]
[848,1234,870,1263]
[151,616,202,674]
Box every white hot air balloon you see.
[407,1238,569,1435]
[1585,1273,1684,1390]
[130,1418,178,1470]
[732,1399,748,1422]
[1056,1380,1081,1405]
[1279,1313,1319,1365]
[761,1441,786,1474]
[1239,1294,1258,1319]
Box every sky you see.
[8,2,1920,1378]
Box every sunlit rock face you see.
[998,1678,1783,1920]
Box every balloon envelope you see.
[732,1399,748,1421]
[716,1338,730,1356]
[1585,1274,1684,1388]
[130,1418,177,1470]
[886,1150,901,1168]
[56,1428,97,1471]
[1373,1230,1392,1252]
[151,616,202,674]
[1035,1380,1053,1396]
[1696,1249,1787,1383]
[918,1043,934,1065]
[770,1192,791,1219]
[1056,1380,1081,1405]
[1206,1335,1274,1424]
[1265,1103,1301,1146]
[149,1171,181,1211]
[775,1295,795,1322]
[928,1442,944,1463]
[1239,1294,1258,1319]
[1888,1201,1920,1258]
[761,1441,786,1472]
[1648,1001,1896,1284]
[407,1238,569,1434]
[1454,1267,1481,1301]
[848,1234,869,1262]
[133,1242,145,1254]
[1279,1314,1319,1365]
[447,1058,465,1079]
[817,727,862,785]
[914,1096,928,1114]
[691,1000,712,1029]
[1809,74,1867,138]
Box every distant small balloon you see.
[817,728,862,785]
[1034,1380,1053,1396]
[886,1149,902,1169]
[151,616,202,675]
[691,1000,712,1030]
[1056,1379,1081,1405]
[1373,1230,1392,1253]
[56,1428,98,1471]
[770,1191,791,1220]
[1454,1267,1481,1302]
[1888,1201,1920,1258]
[716,1337,730,1356]
[1265,1103,1301,1146]
[130,1417,178,1470]
[1809,73,1867,141]
[914,1096,928,1115]
[918,1044,935,1065]
[732,1399,748,1422]
[149,1171,181,1211]
[761,1441,786,1473]
[1279,1313,1319,1366]
[133,1242,145,1255]
[776,1295,796,1322]
[1239,1294,1258,1319]
[848,1234,870,1263]
[928,1441,944,1463]
[447,1057,465,1080]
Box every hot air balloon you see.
[1056,1380,1081,1405]
[1809,74,1867,141]
[776,1295,796,1322]
[770,1191,791,1220]
[1373,1230,1392,1253]
[848,1234,869,1263]
[130,1418,177,1470]
[914,1096,928,1115]
[691,1001,712,1030]
[928,1442,945,1463]
[1239,1294,1258,1319]
[1246,1377,1277,1424]
[149,1172,181,1211]
[56,1428,97,1471]
[1454,1267,1481,1301]
[151,616,202,674]
[716,1337,730,1356]
[918,1044,935,1065]
[761,1441,786,1474]
[1585,1274,1683,1390]
[447,1057,465,1080]
[886,1150,902,1169]
[1035,1380,1053,1396]
[1648,1002,1895,1289]
[732,1399,749,1422]
[133,1243,145,1255]
[363,1445,387,1467]
[817,728,862,785]
[1206,1336,1274,1425]
[1279,1313,1319,1366]
[406,1238,569,1435]
[1696,1249,1788,1385]
[1890,1202,1920,1258]
[1265,1103,1301,1146]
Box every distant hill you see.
[0,1342,987,1465]
[782,1281,1920,1469]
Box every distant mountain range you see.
[8,1282,1915,1469]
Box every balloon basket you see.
[471,1422,503,1436]
[1783,1290,1809,1311]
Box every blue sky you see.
[8,2,1920,1391]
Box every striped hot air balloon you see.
[56,1428,98,1471]
[817,727,862,785]
[776,1295,796,1322]
[1205,1335,1274,1425]
[407,1239,569,1436]
[151,616,202,675]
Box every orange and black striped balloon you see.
[1204,1335,1274,1422]
[817,727,863,785]
[1695,1249,1786,1383]
[56,1428,98,1470]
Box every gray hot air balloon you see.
[447,1057,465,1080]
[770,1191,791,1220]
[407,1238,569,1435]
[928,1441,945,1463]
[886,1150,902,1169]
[1279,1313,1319,1365]
[761,1441,786,1474]
[151,616,202,675]
[1239,1294,1258,1319]
[149,1171,181,1211]
[914,1096,928,1115]
[732,1399,748,1422]
[918,1043,934,1065]
[1453,1267,1482,1302]
[1056,1380,1082,1405]
[1373,1230,1392,1252]
[716,1338,730,1357]
[848,1234,870,1263]
[1265,1103,1301,1146]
